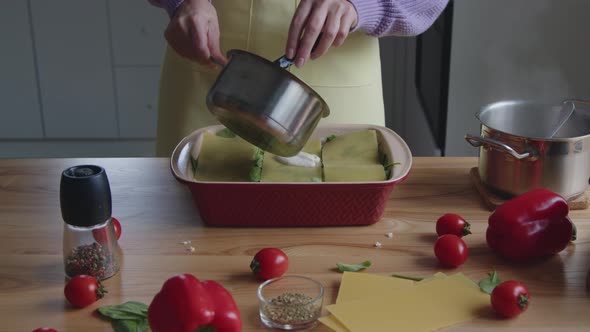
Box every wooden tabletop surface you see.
[1,157,589,331]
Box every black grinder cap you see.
[60,165,112,227]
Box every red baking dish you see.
[170,124,412,227]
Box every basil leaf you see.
[249,148,264,182]
[195,327,217,332]
[391,274,424,281]
[383,162,401,168]
[112,319,138,332]
[336,260,372,273]
[216,128,236,138]
[478,270,502,294]
[190,156,198,175]
[326,134,336,142]
[136,318,150,332]
[98,302,148,320]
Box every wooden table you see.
[1,157,589,331]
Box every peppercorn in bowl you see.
[170,124,412,227]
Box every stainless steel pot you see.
[206,49,329,157]
[465,99,590,200]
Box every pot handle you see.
[210,56,226,67]
[465,134,531,159]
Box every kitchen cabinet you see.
[108,0,168,66]
[30,0,118,138]
[116,67,160,138]
[0,1,43,139]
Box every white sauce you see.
[274,151,321,168]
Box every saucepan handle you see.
[564,99,590,111]
[209,56,226,68]
[465,134,531,159]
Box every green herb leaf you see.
[391,274,424,281]
[572,222,577,241]
[249,148,264,182]
[98,302,149,332]
[326,134,336,142]
[136,318,150,332]
[190,156,198,176]
[479,270,502,294]
[195,327,217,332]
[383,162,401,168]
[336,260,372,273]
[111,319,137,332]
[216,128,236,138]
[98,301,148,320]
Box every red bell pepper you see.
[486,188,575,261]
[148,274,242,332]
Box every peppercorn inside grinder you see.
[60,165,121,280]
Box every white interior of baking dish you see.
[171,124,413,185]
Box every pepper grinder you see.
[60,165,121,280]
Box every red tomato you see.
[434,234,469,267]
[92,217,121,244]
[491,280,530,318]
[64,275,106,308]
[436,213,471,237]
[111,217,122,240]
[250,248,289,280]
[32,329,58,332]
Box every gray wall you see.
[445,0,590,156]
[0,0,167,158]
[4,0,584,158]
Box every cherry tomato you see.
[250,248,289,280]
[64,275,106,308]
[491,280,530,318]
[92,217,122,244]
[434,234,469,267]
[436,213,471,237]
[32,329,58,332]
[111,217,122,240]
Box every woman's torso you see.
[156,0,385,155]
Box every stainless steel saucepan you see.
[206,45,329,157]
[465,99,590,200]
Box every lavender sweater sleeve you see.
[148,0,449,37]
[349,0,449,37]
[148,0,183,17]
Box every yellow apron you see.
[155,0,385,156]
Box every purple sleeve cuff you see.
[348,0,449,37]
[148,0,184,17]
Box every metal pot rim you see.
[226,49,330,117]
[475,99,590,141]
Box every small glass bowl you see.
[257,275,324,330]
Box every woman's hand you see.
[286,0,358,67]
[164,0,226,66]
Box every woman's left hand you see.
[286,0,358,67]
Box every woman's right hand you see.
[164,0,227,67]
